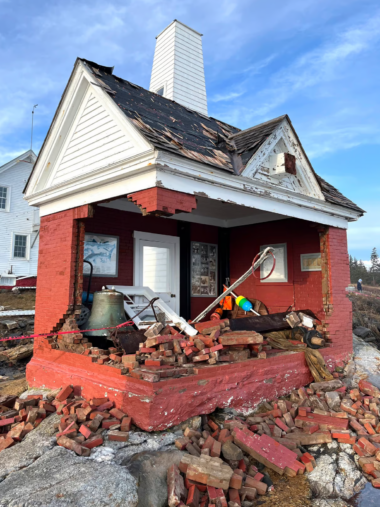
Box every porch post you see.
[33,205,93,349]
[320,226,352,359]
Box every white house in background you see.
[0,150,39,286]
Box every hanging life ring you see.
[252,250,276,281]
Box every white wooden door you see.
[133,232,180,313]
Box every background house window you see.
[260,243,288,282]
[156,86,164,96]
[13,234,28,259]
[0,186,9,211]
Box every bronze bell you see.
[85,287,126,338]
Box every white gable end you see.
[242,119,324,201]
[50,89,139,187]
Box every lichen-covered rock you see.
[308,452,366,501]
[308,455,337,498]
[0,446,138,506]
[334,453,367,500]
[311,499,349,507]
[124,450,184,507]
[115,432,177,465]
[0,413,59,481]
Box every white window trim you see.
[11,233,31,261]
[0,184,11,212]
[133,231,180,313]
[260,243,288,283]
[300,253,322,272]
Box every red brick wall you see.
[323,226,352,357]
[84,206,178,291]
[34,206,91,344]
[85,206,219,319]
[229,218,324,318]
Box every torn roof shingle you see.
[79,58,363,216]
[230,115,287,166]
[82,59,240,173]
[316,175,364,214]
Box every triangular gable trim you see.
[25,60,152,197]
[241,118,324,201]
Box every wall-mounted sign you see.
[301,253,322,272]
[191,242,218,297]
[260,243,288,282]
[83,233,119,277]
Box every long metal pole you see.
[192,247,274,323]
[31,104,38,151]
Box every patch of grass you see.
[0,291,35,311]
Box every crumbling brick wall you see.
[320,226,352,358]
[33,205,91,348]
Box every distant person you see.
[357,279,363,292]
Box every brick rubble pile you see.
[0,385,130,455]
[78,319,275,382]
[168,377,380,506]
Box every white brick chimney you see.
[150,20,208,116]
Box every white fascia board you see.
[154,152,358,228]
[34,153,157,216]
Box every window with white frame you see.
[0,186,10,211]
[260,243,288,282]
[12,234,29,260]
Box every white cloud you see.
[250,12,380,117]
[210,91,245,102]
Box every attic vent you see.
[268,153,296,179]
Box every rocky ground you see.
[0,333,379,507]
[349,287,380,352]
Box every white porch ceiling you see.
[99,196,287,228]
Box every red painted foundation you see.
[27,200,353,431]
[27,345,348,431]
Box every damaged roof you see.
[76,59,363,215]
[316,176,363,213]
[81,59,240,173]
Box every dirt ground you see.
[0,291,36,311]
[256,469,312,507]
[0,377,27,396]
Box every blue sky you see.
[0,0,379,262]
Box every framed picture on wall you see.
[83,233,119,277]
[301,253,321,272]
[260,243,288,282]
[191,242,218,296]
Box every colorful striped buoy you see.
[235,295,253,312]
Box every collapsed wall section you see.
[33,205,92,348]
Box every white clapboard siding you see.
[150,20,208,116]
[0,153,39,277]
[52,92,135,186]
[142,246,170,293]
